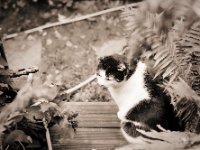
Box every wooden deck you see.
[51,102,127,150]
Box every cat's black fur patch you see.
[125,72,183,131]
[144,73,161,97]
[125,98,183,131]
[97,55,134,82]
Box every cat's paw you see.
[117,111,126,121]
[121,121,139,137]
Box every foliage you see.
[0,0,76,10]
[119,0,200,148]
[0,42,17,106]
[0,72,78,149]
[117,130,200,150]
[122,0,200,104]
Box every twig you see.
[10,66,39,78]
[61,74,96,95]
[0,134,3,150]
[2,3,141,40]
[18,141,25,150]
[5,145,9,150]
[43,118,53,150]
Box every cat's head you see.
[96,54,129,88]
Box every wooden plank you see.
[60,102,120,127]
[77,114,120,128]
[50,102,127,149]
[59,102,118,114]
[51,128,127,150]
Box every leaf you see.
[40,101,59,113]
[153,55,173,79]
[51,119,75,139]
[57,14,67,22]
[154,49,168,60]
[142,51,154,58]
[162,65,177,78]
[50,110,78,139]
[117,130,199,150]
[4,130,32,145]
[2,112,24,131]
[154,68,164,79]
[156,57,172,72]
[165,77,200,104]
[33,84,58,101]
[25,106,44,122]
[7,112,24,124]
[153,51,169,68]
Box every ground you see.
[0,0,134,102]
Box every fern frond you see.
[164,77,200,109]
[122,0,200,100]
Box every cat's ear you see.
[117,63,126,71]
[98,56,104,62]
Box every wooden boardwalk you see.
[51,102,127,150]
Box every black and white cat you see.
[96,54,183,142]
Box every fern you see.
[122,0,200,102]
[164,77,200,103]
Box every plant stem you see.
[0,134,2,150]
[18,141,25,150]
[5,145,9,150]
[43,118,53,150]
[61,74,96,95]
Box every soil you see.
[0,0,137,102]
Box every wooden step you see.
[50,102,127,150]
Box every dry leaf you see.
[4,130,32,145]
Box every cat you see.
[96,54,183,142]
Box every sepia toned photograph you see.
[0,0,200,149]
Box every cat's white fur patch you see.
[97,70,118,87]
[96,70,106,85]
[108,61,150,121]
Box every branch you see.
[10,66,39,78]
[61,74,96,95]
[2,3,141,40]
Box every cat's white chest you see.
[108,62,150,121]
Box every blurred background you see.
[0,0,140,103]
